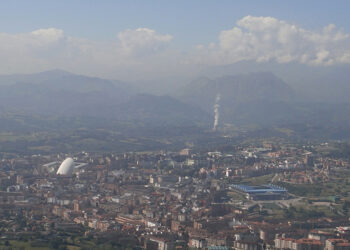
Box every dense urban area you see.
[2,2,350,250]
[1,138,350,249]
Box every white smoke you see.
[213,93,221,131]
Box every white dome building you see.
[56,158,75,175]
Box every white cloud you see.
[0,17,349,80]
[193,15,350,66]
[31,28,65,44]
[0,27,174,79]
[0,28,67,73]
[117,28,172,56]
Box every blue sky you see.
[0,1,349,79]
[1,0,349,47]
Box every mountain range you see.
[200,60,350,103]
[0,70,210,126]
[1,67,350,137]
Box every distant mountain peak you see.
[37,69,73,76]
[179,71,295,116]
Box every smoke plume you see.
[213,93,221,131]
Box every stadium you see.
[42,158,88,176]
[231,184,288,200]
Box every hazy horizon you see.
[1,1,350,82]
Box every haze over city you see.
[2,1,350,250]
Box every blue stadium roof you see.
[231,184,286,194]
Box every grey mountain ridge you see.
[200,60,350,103]
[0,70,209,126]
[2,69,350,131]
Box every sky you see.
[0,0,350,80]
